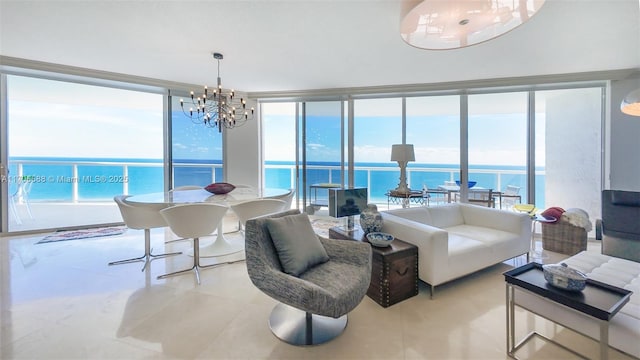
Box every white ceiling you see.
[1,0,639,93]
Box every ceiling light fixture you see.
[400,0,547,50]
[621,88,640,116]
[180,52,254,132]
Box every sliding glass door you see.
[406,95,461,205]
[261,85,604,224]
[468,92,528,206]
[353,98,402,204]
[300,101,344,214]
[262,102,298,208]
[170,95,223,188]
[3,75,164,232]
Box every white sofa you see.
[381,203,531,296]
[514,251,640,358]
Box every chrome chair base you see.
[108,228,181,271]
[268,303,348,346]
[108,250,181,271]
[156,236,243,284]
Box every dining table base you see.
[186,226,245,258]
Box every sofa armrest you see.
[381,212,448,286]
[459,204,531,237]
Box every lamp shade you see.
[621,88,640,116]
[391,144,415,162]
[400,0,547,50]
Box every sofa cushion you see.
[528,251,640,357]
[427,204,464,228]
[383,207,432,226]
[447,234,494,280]
[611,190,640,207]
[446,224,519,247]
[563,252,640,322]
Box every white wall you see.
[545,88,603,231]
[223,98,261,189]
[609,74,640,191]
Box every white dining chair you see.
[230,199,287,235]
[267,188,295,210]
[9,179,34,225]
[110,195,182,271]
[158,203,235,284]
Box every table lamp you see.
[391,144,415,195]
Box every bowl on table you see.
[455,180,477,188]
[204,182,236,195]
[366,232,395,247]
[542,262,587,291]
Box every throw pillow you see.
[266,213,329,276]
[541,206,564,222]
[561,208,593,232]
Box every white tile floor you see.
[0,220,633,360]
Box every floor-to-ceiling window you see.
[468,92,528,206]
[301,101,344,213]
[3,75,164,232]
[170,95,223,188]
[353,98,402,203]
[260,84,605,227]
[406,95,460,204]
[262,102,298,207]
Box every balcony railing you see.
[264,163,543,206]
[7,159,222,202]
[7,158,542,205]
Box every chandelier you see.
[180,52,254,132]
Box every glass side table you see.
[530,214,556,261]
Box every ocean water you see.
[263,161,544,206]
[7,157,544,207]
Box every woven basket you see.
[541,219,587,255]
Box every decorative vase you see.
[359,204,383,234]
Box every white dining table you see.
[126,187,290,257]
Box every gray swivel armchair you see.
[596,190,640,262]
[245,209,372,346]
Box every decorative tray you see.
[503,262,632,321]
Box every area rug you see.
[310,216,342,237]
[37,226,127,244]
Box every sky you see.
[8,75,164,159]
[262,96,544,166]
[10,75,603,168]
[7,75,223,161]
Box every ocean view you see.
[7,157,545,207]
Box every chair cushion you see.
[266,213,329,276]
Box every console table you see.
[385,190,426,209]
[329,226,418,307]
[504,263,632,360]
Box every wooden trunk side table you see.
[329,226,419,307]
